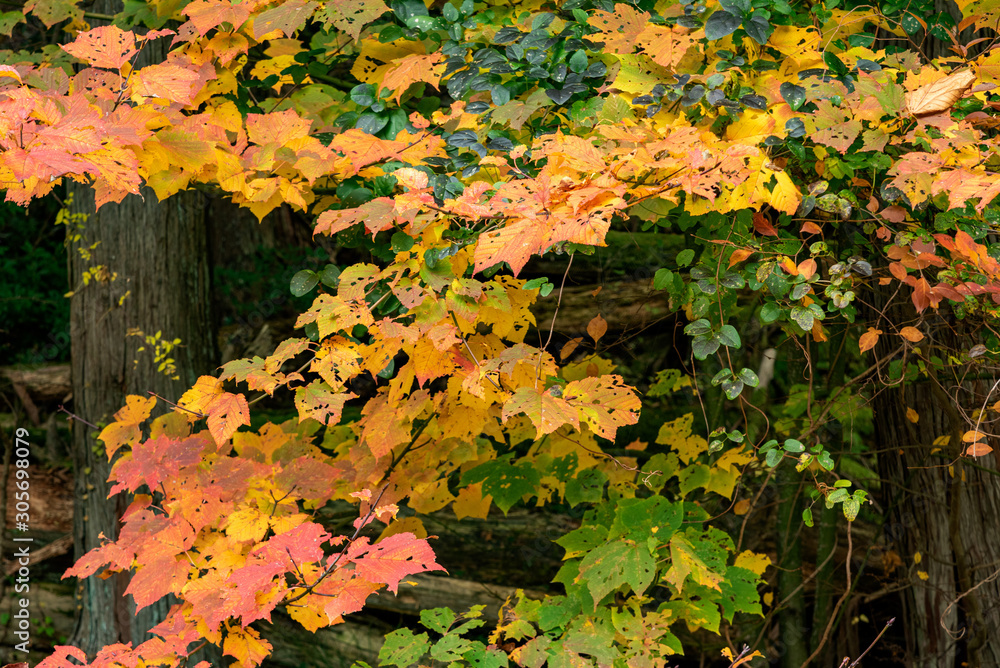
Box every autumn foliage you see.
[6,0,1000,664]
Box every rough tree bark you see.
[68,182,214,653]
[872,310,1000,667]
[65,1,218,654]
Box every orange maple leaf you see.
[62,25,137,69]
[381,52,446,104]
[206,392,250,444]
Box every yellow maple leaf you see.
[378,516,428,541]
[350,37,425,87]
[767,24,819,55]
[734,550,771,576]
[655,413,708,465]
[453,482,492,520]
[178,375,224,419]
[250,54,304,91]
[226,507,270,543]
[223,625,272,667]
[98,395,158,458]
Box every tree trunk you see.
[873,315,1000,667]
[66,0,217,655]
[68,182,214,654]
[775,471,808,668]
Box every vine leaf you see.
[587,314,608,343]
[906,69,975,116]
[859,327,882,352]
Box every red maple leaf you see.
[110,434,206,494]
[348,532,445,593]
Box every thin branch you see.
[285,417,432,605]
[57,404,98,431]
[451,313,501,391]
[148,391,206,419]
[542,252,574,352]
[847,617,894,668]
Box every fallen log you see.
[3,534,72,576]
[530,279,671,336]
[0,365,72,403]
[1,365,72,425]
[372,573,545,620]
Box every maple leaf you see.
[308,570,383,624]
[206,392,250,444]
[563,375,641,440]
[99,395,157,458]
[664,534,723,595]
[296,293,375,339]
[295,381,356,426]
[132,63,203,105]
[587,4,650,55]
[226,506,270,543]
[314,198,395,237]
[220,357,280,395]
[178,375,224,418]
[253,0,318,39]
[358,391,430,458]
[182,0,251,36]
[503,386,580,437]
[327,130,405,175]
[246,109,312,147]
[266,338,311,373]
[578,539,656,605]
[224,559,288,624]
[64,535,135,579]
[223,625,272,667]
[126,552,191,610]
[205,31,250,65]
[813,118,863,153]
[62,26,138,70]
[24,0,82,28]
[381,52,446,104]
[349,532,445,593]
[637,24,698,68]
[474,218,545,276]
[317,0,389,41]
[254,521,331,569]
[36,646,88,668]
[110,434,206,495]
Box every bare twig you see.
[847,617,895,668]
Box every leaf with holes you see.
[206,392,250,444]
